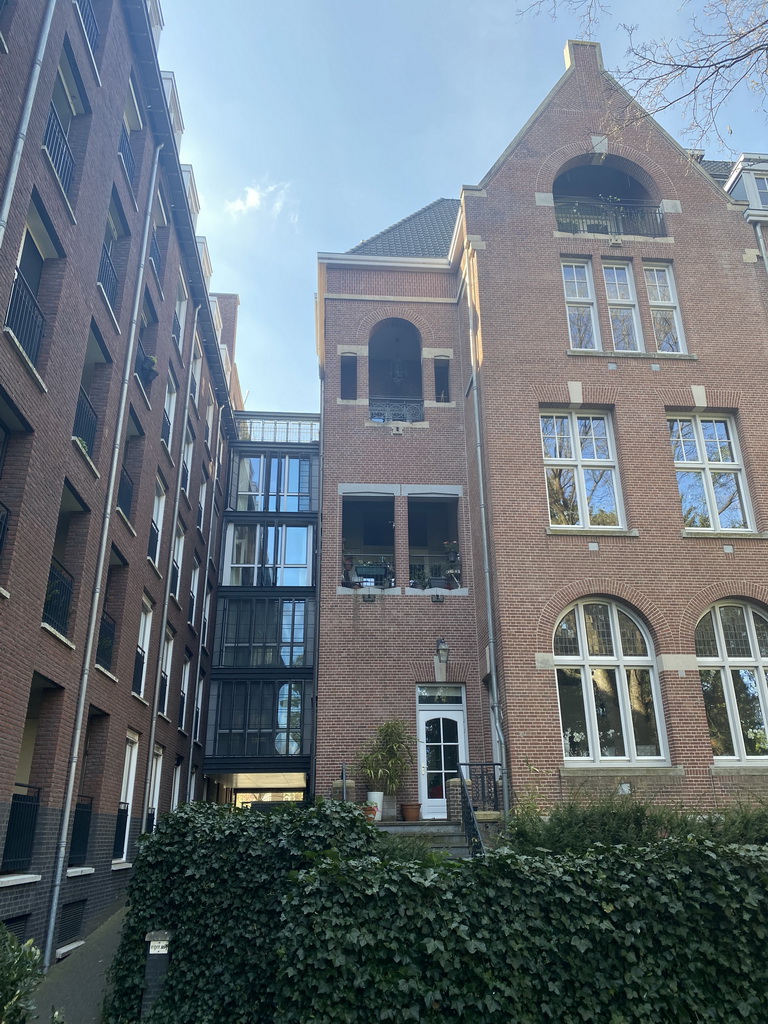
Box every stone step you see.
[378,820,470,858]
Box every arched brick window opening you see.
[553,157,665,237]
[368,318,423,423]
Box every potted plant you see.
[443,540,460,564]
[356,719,415,821]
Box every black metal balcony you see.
[369,398,424,423]
[43,558,74,636]
[73,386,97,456]
[148,518,160,562]
[1,784,41,873]
[43,104,75,195]
[132,645,145,695]
[172,311,181,345]
[170,559,179,597]
[554,197,666,237]
[117,465,133,520]
[197,501,204,531]
[98,244,118,308]
[150,228,162,277]
[118,122,135,183]
[135,338,158,391]
[68,795,93,867]
[180,459,189,493]
[112,802,129,859]
[188,591,196,625]
[96,610,116,671]
[190,370,198,403]
[5,269,45,366]
[75,0,99,50]
[0,501,9,558]
[161,410,171,445]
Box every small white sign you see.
[149,940,169,955]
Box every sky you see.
[157,1,763,414]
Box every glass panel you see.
[668,419,699,462]
[676,471,710,527]
[557,667,590,757]
[617,611,647,657]
[426,746,441,771]
[284,526,308,564]
[424,719,440,743]
[583,468,618,526]
[584,603,614,656]
[644,267,671,303]
[546,468,579,525]
[603,266,631,301]
[540,415,572,459]
[553,609,580,657]
[417,686,463,704]
[609,307,638,351]
[591,668,625,756]
[719,606,751,658]
[753,611,768,659]
[700,669,735,756]
[651,309,679,352]
[711,472,747,529]
[563,264,589,299]
[701,420,734,463]
[626,669,660,756]
[443,746,459,772]
[442,719,459,743]
[694,611,718,658]
[427,774,444,799]
[731,669,768,756]
[577,417,609,460]
[567,306,595,349]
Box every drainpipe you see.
[43,142,164,971]
[142,302,200,828]
[310,374,324,801]
[463,240,510,816]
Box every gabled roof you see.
[700,159,735,183]
[347,198,460,258]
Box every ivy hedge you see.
[105,802,768,1024]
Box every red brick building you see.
[0,0,235,961]
[315,41,768,817]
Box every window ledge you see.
[41,622,76,649]
[0,874,42,888]
[71,437,100,477]
[566,349,696,361]
[94,664,119,684]
[555,230,675,244]
[66,866,95,877]
[0,31,7,54]
[0,587,9,600]
[3,327,48,392]
[337,585,402,596]
[147,556,163,580]
[169,593,182,612]
[711,763,768,775]
[158,712,171,722]
[160,439,176,466]
[111,860,132,871]
[546,527,639,537]
[423,400,456,409]
[131,692,149,706]
[42,147,78,224]
[116,507,137,536]
[364,419,430,429]
[55,940,85,960]
[133,374,152,411]
[681,529,768,540]
[180,488,192,512]
[404,586,469,597]
[560,764,682,778]
[96,283,121,333]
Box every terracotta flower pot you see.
[400,802,421,822]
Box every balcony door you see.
[416,686,467,819]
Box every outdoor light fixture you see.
[436,638,450,664]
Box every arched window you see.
[554,599,664,762]
[553,158,665,238]
[696,602,768,759]
[368,318,423,423]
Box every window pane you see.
[442,719,459,743]
[651,309,679,352]
[546,468,579,525]
[627,669,660,756]
[541,415,572,459]
[609,308,638,351]
[719,606,751,658]
[753,612,768,659]
[603,266,630,301]
[701,420,734,463]
[695,612,718,658]
[700,669,735,756]
[583,468,618,526]
[676,471,710,527]
[284,526,308,564]
[644,267,671,303]
[712,472,747,529]
[577,416,609,460]
[731,669,768,756]
[557,668,590,757]
[618,611,647,657]
[563,264,589,299]
[669,419,699,462]
[554,609,580,657]
[567,306,595,349]
[584,603,614,656]
[592,668,625,756]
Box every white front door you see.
[417,704,467,819]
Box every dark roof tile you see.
[348,198,460,258]
[700,159,734,182]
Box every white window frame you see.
[171,522,185,599]
[181,423,193,494]
[179,655,190,732]
[148,476,166,565]
[189,554,200,626]
[561,260,600,351]
[197,471,208,533]
[163,372,177,450]
[170,760,182,811]
[159,629,173,715]
[643,264,685,354]
[668,415,752,532]
[540,411,624,529]
[554,599,667,764]
[193,673,204,743]
[115,731,139,861]
[202,583,212,650]
[602,262,643,352]
[148,745,163,831]
[190,340,202,405]
[135,599,153,697]
[755,174,768,208]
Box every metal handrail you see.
[118,122,135,183]
[5,269,45,366]
[73,386,97,455]
[43,104,74,195]
[456,765,485,858]
[96,610,116,671]
[75,0,99,51]
[43,558,74,636]
[117,464,133,519]
[554,197,666,238]
[112,802,129,859]
[369,398,425,423]
[0,500,10,558]
[98,244,118,308]
[1,783,41,873]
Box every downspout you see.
[0,0,58,250]
[141,301,200,828]
[43,142,164,970]
[310,373,324,801]
[463,240,510,816]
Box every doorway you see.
[416,686,467,819]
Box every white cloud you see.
[225,182,294,221]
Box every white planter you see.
[367,791,383,822]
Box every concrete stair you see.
[378,819,470,858]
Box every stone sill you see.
[94,664,119,684]
[71,437,100,478]
[711,763,768,775]
[116,507,137,536]
[546,527,638,538]
[560,764,683,778]
[131,692,149,706]
[0,587,9,600]
[337,585,401,596]
[55,940,85,960]
[111,860,132,871]
[566,349,696,361]
[681,529,768,540]
[41,622,76,650]
[0,874,41,888]
[66,866,95,877]
[404,587,469,597]
[3,327,48,392]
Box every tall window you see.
[159,629,173,715]
[148,475,166,564]
[215,596,313,667]
[133,599,153,696]
[755,175,768,207]
[602,263,641,352]
[561,261,599,350]
[434,357,450,403]
[188,554,200,625]
[162,371,177,448]
[644,265,684,353]
[223,523,313,587]
[233,453,314,512]
[181,423,193,494]
[340,354,357,400]
[114,732,138,861]
[696,602,768,759]
[178,655,190,731]
[540,412,622,528]
[171,521,184,599]
[190,341,202,405]
[45,47,87,196]
[554,600,664,762]
[668,416,750,531]
[212,680,305,757]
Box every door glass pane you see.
[626,669,660,756]
[427,774,443,799]
[426,746,441,771]
[731,669,768,755]
[557,667,590,757]
[443,745,459,773]
[424,719,440,744]
[417,686,463,704]
[584,603,614,656]
[442,719,458,743]
[700,669,735,756]
[591,668,625,756]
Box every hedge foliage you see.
[0,923,66,1024]
[105,801,768,1024]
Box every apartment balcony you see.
[96,610,116,672]
[43,558,74,636]
[1,784,41,873]
[341,553,395,589]
[112,801,129,859]
[73,386,97,456]
[0,501,9,558]
[117,465,133,520]
[43,104,75,195]
[118,122,135,184]
[98,244,118,308]
[5,269,45,366]
[206,679,311,768]
[74,0,99,50]
[369,398,424,424]
[135,338,158,391]
[67,795,93,867]
[554,197,666,237]
[409,558,462,590]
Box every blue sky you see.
[157,1,761,413]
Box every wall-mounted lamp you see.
[436,638,450,665]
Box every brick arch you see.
[535,143,678,203]
[680,582,768,644]
[354,307,435,349]
[535,578,675,654]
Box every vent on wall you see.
[2,914,30,942]
[58,899,86,945]
[391,424,404,436]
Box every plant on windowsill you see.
[443,540,460,564]
[409,568,428,589]
[356,719,416,821]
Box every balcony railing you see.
[369,398,425,424]
[68,795,93,867]
[118,122,135,184]
[148,519,160,562]
[117,465,133,520]
[190,370,198,403]
[409,559,461,590]
[172,311,181,346]
[236,415,320,443]
[43,558,74,636]
[341,553,395,588]
[178,689,186,730]
[159,671,168,714]
[0,501,9,558]
[1,784,41,873]
[112,802,129,859]
[73,386,97,456]
[75,0,99,51]
[554,197,666,238]
[96,610,116,671]
[132,645,145,695]
[150,229,162,277]
[98,244,118,308]
[161,410,171,445]
[180,459,189,493]
[170,559,179,597]
[135,337,158,391]
[188,591,196,625]
[197,502,204,531]
[43,104,75,195]
[5,269,45,366]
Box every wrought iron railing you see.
[43,558,74,636]
[180,458,189,493]
[236,416,319,444]
[117,464,133,519]
[460,762,502,812]
[96,610,116,671]
[341,553,395,588]
[150,228,162,277]
[147,518,160,562]
[73,386,97,456]
[68,795,93,867]
[161,410,171,445]
[98,244,118,308]
[554,198,666,238]
[132,645,145,695]
[369,398,425,423]
[172,311,181,346]
[43,104,75,195]
[158,671,168,714]
[456,765,484,858]
[145,807,156,834]
[0,501,10,558]
[1,784,41,873]
[118,122,135,184]
[112,802,129,859]
[409,560,461,589]
[5,269,45,366]
[75,0,99,51]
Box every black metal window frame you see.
[215,595,314,668]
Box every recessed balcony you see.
[555,197,666,238]
[5,269,45,366]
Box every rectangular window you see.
[340,354,357,400]
[561,261,599,350]
[224,523,313,587]
[159,629,173,715]
[190,341,202,405]
[212,679,306,757]
[148,476,166,564]
[162,371,177,448]
[540,412,622,528]
[644,265,684,353]
[133,599,153,696]
[147,745,163,832]
[178,656,190,732]
[202,582,212,650]
[233,453,315,512]
[434,358,450,403]
[189,554,200,625]
[193,674,204,742]
[181,423,193,494]
[756,175,768,207]
[99,192,128,311]
[45,46,87,196]
[668,416,750,531]
[114,732,138,861]
[602,263,642,352]
[6,199,62,367]
[174,277,187,349]
[215,596,314,668]
[171,521,184,598]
